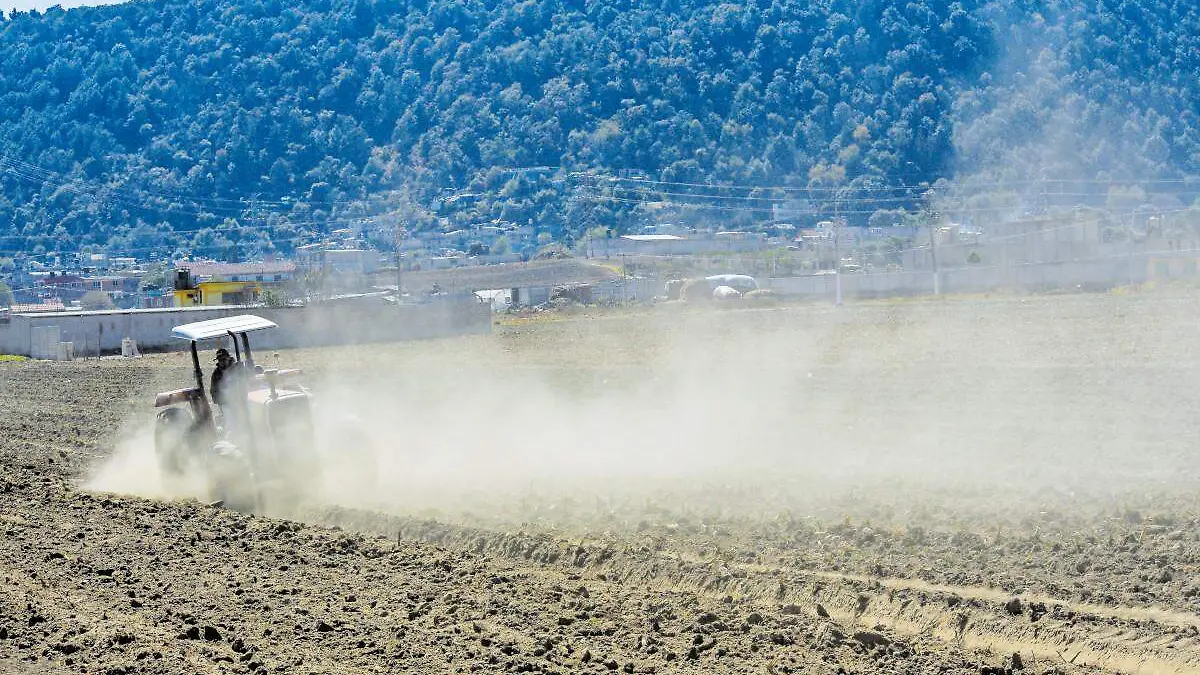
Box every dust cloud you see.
[86,295,1200,527]
[86,423,208,501]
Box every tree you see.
[259,287,289,308]
[80,290,115,310]
[0,0,1197,260]
[138,264,169,291]
[0,281,13,307]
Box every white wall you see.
[0,300,492,358]
[765,257,1146,300]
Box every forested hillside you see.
[1,0,1198,258]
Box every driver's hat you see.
[214,348,232,362]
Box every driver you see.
[210,347,236,408]
[211,346,252,437]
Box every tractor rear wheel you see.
[154,407,193,478]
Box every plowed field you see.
[3,291,1199,674]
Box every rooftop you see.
[181,261,296,277]
[6,304,264,318]
[5,299,68,313]
[621,234,684,242]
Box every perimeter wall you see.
[0,299,491,358]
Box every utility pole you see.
[929,221,940,295]
[834,217,843,306]
[925,189,940,296]
[832,190,844,306]
[394,224,407,305]
[621,253,628,304]
[318,248,327,304]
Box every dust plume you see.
[948,4,1189,212]
[85,294,1200,530]
[86,423,208,500]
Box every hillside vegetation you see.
[1,0,1198,257]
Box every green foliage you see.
[0,0,1196,260]
[0,280,13,307]
[80,290,115,310]
[259,287,289,308]
[138,263,169,291]
[869,210,911,230]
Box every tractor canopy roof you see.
[172,314,278,341]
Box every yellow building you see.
[172,262,295,307]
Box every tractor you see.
[152,314,372,512]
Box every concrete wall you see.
[590,277,665,303]
[0,299,492,358]
[766,257,1155,300]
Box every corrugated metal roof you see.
[6,300,67,313]
[8,305,260,318]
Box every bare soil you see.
[398,259,620,295]
[3,290,1199,674]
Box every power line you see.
[575,188,1188,219]
[573,171,1200,195]
[579,184,1132,210]
[0,155,391,210]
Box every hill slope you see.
[1,0,1198,257]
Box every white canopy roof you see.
[171,314,278,341]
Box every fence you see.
[765,252,1200,301]
[0,298,491,358]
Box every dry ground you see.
[2,290,1199,674]
[394,259,620,295]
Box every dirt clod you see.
[853,631,891,649]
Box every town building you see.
[172,261,295,306]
